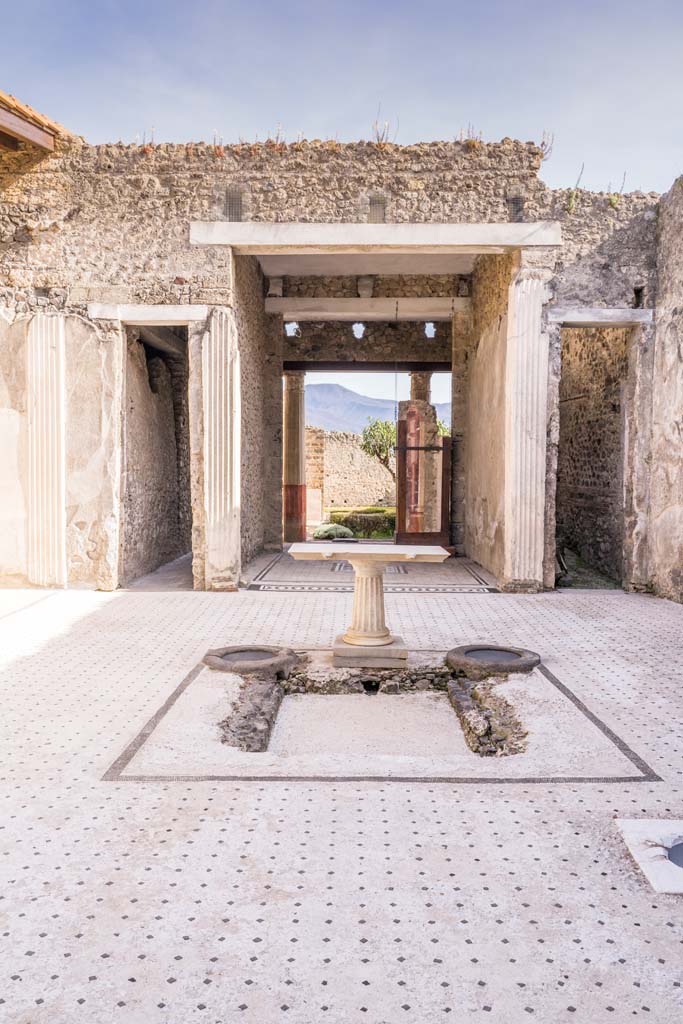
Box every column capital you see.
[284,369,306,390]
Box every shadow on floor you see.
[126,553,194,592]
[556,548,620,590]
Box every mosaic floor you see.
[1,584,682,1022]
[247,550,498,593]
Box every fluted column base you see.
[343,560,392,646]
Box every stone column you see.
[503,268,551,591]
[343,559,392,646]
[410,370,432,403]
[26,314,67,587]
[283,370,307,542]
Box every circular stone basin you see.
[446,643,541,678]
[219,650,277,664]
[668,841,683,869]
[203,645,298,678]
[466,647,525,664]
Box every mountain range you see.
[304,383,451,434]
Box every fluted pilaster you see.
[503,271,549,588]
[202,308,241,589]
[27,314,67,587]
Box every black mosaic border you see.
[245,553,498,594]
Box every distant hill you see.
[305,383,451,434]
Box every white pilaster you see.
[202,308,241,589]
[503,272,550,589]
[26,314,67,586]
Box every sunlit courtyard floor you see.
[1,579,682,1022]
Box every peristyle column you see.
[283,370,307,542]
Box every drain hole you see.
[362,679,380,695]
[668,841,683,868]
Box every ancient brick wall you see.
[305,428,395,508]
[0,136,658,318]
[556,327,629,580]
[284,275,466,298]
[286,321,450,365]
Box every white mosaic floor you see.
[1,584,683,1022]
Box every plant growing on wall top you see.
[566,163,585,213]
[607,172,627,209]
[459,123,483,150]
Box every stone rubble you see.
[217,652,527,757]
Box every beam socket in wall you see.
[225,186,244,222]
[368,192,387,223]
[506,194,525,222]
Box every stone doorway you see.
[288,363,453,544]
[556,326,629,586]
[118,326,192,587]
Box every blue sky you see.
[5,0,682,192]
[4,0,681,404]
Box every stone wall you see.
[120,336,190,584]
[556,327,629,580]
[305,427,395,509]
[232,256,283,563]
[650,180,683,602]
[284,275,467,298]
[0,136,658,319]
[285,320,450,365]
[0,131,669,591]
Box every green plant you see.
[607,171,627,209]
[329,510,396,538]
[360,419,396,480]
[312,522,354,540]
[567,162,585,213]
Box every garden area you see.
[313,506,397,541]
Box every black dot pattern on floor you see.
[0,587,682,1021]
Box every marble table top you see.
[288,542,449,563]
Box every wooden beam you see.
[266,296,470,321]
[547,306,653,328]
[138,326,186,358]
[0,107,55,151]
[0,129,19,151]
[283,360,452,373]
